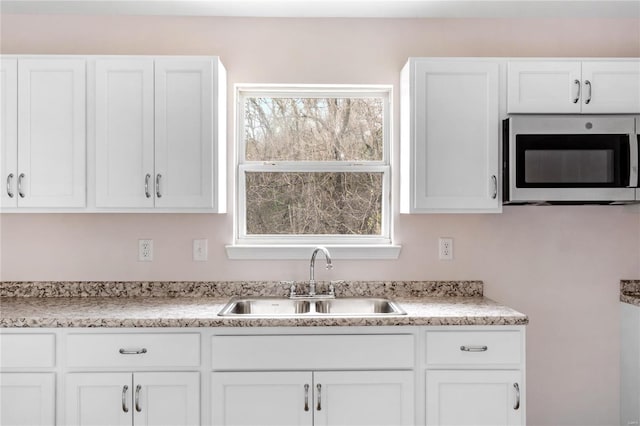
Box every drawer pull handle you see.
[119,348,147,355]
[135,384,142,412]
[460,345,488,352]
[122,385,129,413]
[304,384,309,411]
[316,384,322,411]
[513,382,520,410]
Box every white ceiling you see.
[1,0,638,18]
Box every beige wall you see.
[2,15,640,425]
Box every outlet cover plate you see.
[139,239,153,262]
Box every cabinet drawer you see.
[426,331,522,366]
[66,333,200,368]
[0,333,56,368]
[212,334,414,370]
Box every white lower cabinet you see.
[211,370,414,426]
[65,372,199,426]
[0,373,55,426]
[426,370,523,426]
[1,326,526,426]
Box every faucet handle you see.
[281,281,296,298]
[328,280,343,297]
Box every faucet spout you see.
[309,246,332,297]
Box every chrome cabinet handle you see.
[17,173,25,198]
[122,385,129,413]
[144,174,151,198]
[584,80,592,104]
[6,174,14,198]
[513,383,520,410]
[316,384,322,411]
[119,348,147,355]
[460,345,488,352]
[156,174,162,198]
[491,175,497,199]
[573,79,581,103]
[304,384,309,411]
[135,384,142,412]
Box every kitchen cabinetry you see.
[211,371,413,426]
[64,332,201,425]
[0,325,526,426]
[424,330,525,426]
[0,373,55,426]
[210,333,415,426]
[621,302,640,426]
[0,333,57,426]
[0,57,86,209]
[400,58,503,213]
[65,372,199,426]
[508,60,640,113]
[93,56,226,211]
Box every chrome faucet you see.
[309,246,332,297]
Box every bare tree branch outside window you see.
[239,89,390,241]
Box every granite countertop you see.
[621,280,640,307]
[0,281,528,328]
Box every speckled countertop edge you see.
[0,281,528,328]
[621,280,640,307]
[0,280,483,298]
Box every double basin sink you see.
[218,297,406,317]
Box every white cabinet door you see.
[0,373,55,426]
[313,371,414,426]
[403,59,501,213]
[65,372,132,426]
[507,61,582,113]
[155,58,214,209]
[0,58,18,209]
[426,370,523,426]
[211,371,313,426]
[17,58,86,207]
[133,372,199,426]
[582,61,640,113]
[94,59,154,208]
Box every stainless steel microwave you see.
[503,115,639,204]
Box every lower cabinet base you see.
[211,370,414,426]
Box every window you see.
[234,85,392,250]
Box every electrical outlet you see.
[439,237,453,260]
[138,239,153,262]
[193,239,208,261]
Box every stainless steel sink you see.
[314,298,406,315]
[218,298,311,316]
[218,297,406,317]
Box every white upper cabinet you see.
[94,59,155,208]
[0,59,18,209]
[508,59,640,113]
[154,58,216,209]
[400,58,502,213]
[92,56,226,212]
[507,61,582,113]
[1,58,86,210]
[17,59,86,208]
[581,61,640,113]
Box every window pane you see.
[246,172,383,235]
[244,97,383,161]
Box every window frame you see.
[234,84,393,247]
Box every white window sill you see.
[225,244,402,260]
